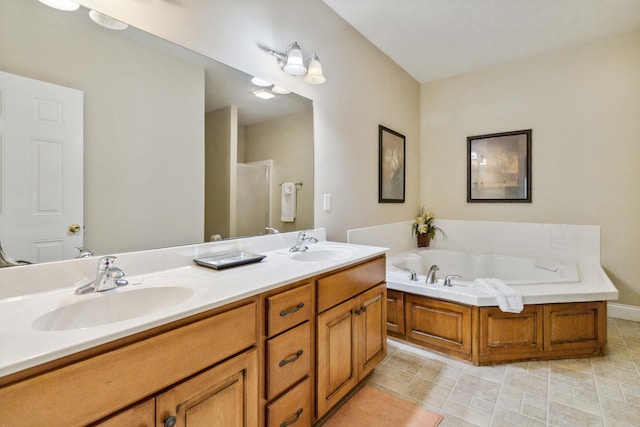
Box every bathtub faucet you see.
[426,265,439,285]
[402,268,418,281]
[444,274,462,287]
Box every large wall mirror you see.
[0,0,314,265]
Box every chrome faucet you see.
[75,256,129,295]
[426,264,439,285]
[289,231,318,252]
[75,246,93,258]
[265,227,280,235]
[402,268,418,281]
[443,274,462,287]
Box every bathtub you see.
[386,249,617,306]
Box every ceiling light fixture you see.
[38,0,80,11]
[252,89,275,100]
[262,42,326,85]
[251,77,272,87]
[89,10,129,30]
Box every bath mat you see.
[321,385,444,426]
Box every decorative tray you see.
[193,251,266,270]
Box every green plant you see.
[411,208,445,240]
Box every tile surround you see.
[368,318,640,426]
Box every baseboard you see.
[608,302,640,322]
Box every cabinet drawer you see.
[317,256,385,312]
[266,283,313,337]
[266,377,311,427]
[266,322,311,400]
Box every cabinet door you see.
[316,297,358,418]
[405,294,472,360]
[95,398,155,427]
[156,349,258,427]
[386,289,405,337]
[357,284,387,378]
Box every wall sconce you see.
[262,42,326,85]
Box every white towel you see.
[281,182,296,222]
[475,278,523,313]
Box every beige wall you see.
[244,110,314,233]
[76,0,421,242]
[421,31,640,306]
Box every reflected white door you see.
[0,71,83,263]
[236,160,271,237]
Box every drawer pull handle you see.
[280,302,304,317]
[280,408,303,427]
[279,349,304,367]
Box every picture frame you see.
[378,125,406,203]
[467,129,532,203]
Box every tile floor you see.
[367,318,640,426]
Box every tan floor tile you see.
[504,369,548,398]
[549,387,602,416]
[490,407,545,427]
[404,376,452,409]
[442,400,491,427]
[496,385,523,412]
[592,363,640,386]
[548,401,604,426]
[601,397,640,425]
[453,373,501,403]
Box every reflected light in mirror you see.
[88,10,129,31]
[38,0,79,11]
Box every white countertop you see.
[0,237,387,377]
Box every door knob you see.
[68,224,81,233]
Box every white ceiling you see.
[323,0,640,83]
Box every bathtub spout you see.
[426,265,439,285]
[402,268,418,281]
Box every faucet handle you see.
[444,275,462,287]
[97,255,117,271]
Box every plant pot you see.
[417,234,430,248]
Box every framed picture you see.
[467,129,532,203]
[378,125,405,203]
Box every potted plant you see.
[411,208,445,248]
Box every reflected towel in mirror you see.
[281,182,296,222]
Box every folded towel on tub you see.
[475,278,523,313]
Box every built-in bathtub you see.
[385,248,617,307]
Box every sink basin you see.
[291,246,358,262]
[32,286,194,331]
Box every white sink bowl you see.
[32,286,194,331]
[291,245,358,262]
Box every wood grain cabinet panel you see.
[266,321,311,400]
[477,305,543,363]
[156,349,258,427]
[386,289,405,337]
[405,294,472,360]
[266,377,311,427]
[544,302,606,353]
[266,283,313,337]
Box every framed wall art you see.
[378,125,405,203]
[467,129,532,203]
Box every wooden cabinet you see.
[390,290,607,365]
[386,289,405,337]
[263,282,313,427]
[156,349,258,427]
[315,256,386,419]
[405,294,472,361]
[1,300,258,426]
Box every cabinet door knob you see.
[164,415,177,427]
[280,302,304,317]
[280,408,303,427]
[279,349,304,367]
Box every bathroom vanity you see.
[0,233,387,426]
